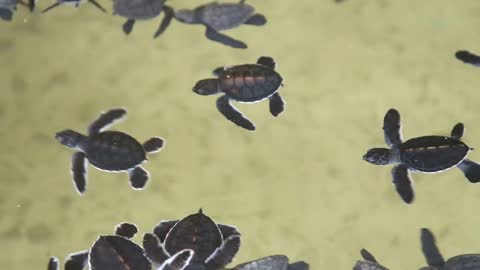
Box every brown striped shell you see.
[399,136,470,173]
[85,131,146,171]
[218,64,283,102]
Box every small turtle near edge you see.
[112,0,174,37]
[353,249,389,270]
[55,108,165,194]
[363,108,480,204]
[174,0,267,49]
[193,56,285,131]
[420,228,480,270]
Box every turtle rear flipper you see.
[159,249,194,270]
[115,223,138,239]
[205,235,241,269]
[383,108,403,147]
[153,5,174,38]
[128,166,150,190]
[269,92,285,117]
[457,159,480,183]
[217,95,255,131]
[391,164,414,204]
[244,13,266,25]
[123,19,136,34]
[65,250,89,270]
[451,123,464,140]
[87,0,106,12]
[48,257,59,270]
[143,233,169,264]
[41,2,61,13]
[288,261,309,270]
[143,137,165,153]
[455,50,480,67]
[71,152,88,195]
[218,224,241,239]
[205,26,247,49]
[421,228,445,267]
[88,108,127,136]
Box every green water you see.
[2,0,480,269]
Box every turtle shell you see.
[0,0,16,9]
[219,64,283,103]
[399,136,470,173]
[85,131,146,171]
[90,235,151,270]
[113,0,164,20]
[443,254,480,270]
[164,211,223,264]
[197,2,254,31]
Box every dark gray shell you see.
[399,136,470,172]
[90,235,151,270]
[85,131,146,171]
[0,0,16,10]
[197,2,254,31]
[219,64,283,103]
[443,254,480,270]
[164,211,222,264]
[232,255,289,270]
[113,0,164,19]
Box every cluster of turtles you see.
[353,228,480,270]
[47,209,309,270]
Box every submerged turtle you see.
[353,249,389,270]
[47,223,159,270]
[55,108,165,194]
[193,56,285,131]
[112,0,174,37]
[143,208,241,270]
[363,108,480,204]
[174,0,267,49]
[455,50,480,67]
[0,0,34,21]
[232,255,309,270]
[41,0,105,14]
[420,228,480,270]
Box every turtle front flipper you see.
[451,123,464,140]
[143,233,170,264]
[143,137,165,153]
[383,108,403,147]
[88,108,127,136]
[218,224,241,240]
[391,164,414,204]
[421,228,445,267]
[115,223,138,239]
[65,250,89,270]
[128,166,150,190]
[455,50,480,67]
[47,257,59,270]
[71,152,88,195]
[154,5,174,38]
[457,159,480,183]
[205,26,247,49]
[159,249,194,270]
[153,220,179,243]
[205,235,241,269]
[257,56,276,69]
[269,92,285,117]
[87,0,106,12]
[41,2,61,13]
[123,19,136,35]
[216,95,255,131]
[244,13,267,26]
[232,255,289,270]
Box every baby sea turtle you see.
[174,0,267,49]
[0,0,34,21]
[55,108,165,194]
[112,0,174,37]
[193,56,285,131]
[41,0,106,13]
[143,208,241,270]
[455,50,480,67]
[420,228,480,270]
[47,223,153,270]
[353,249,389,270]
[232,255,309,270]
[363,108,480,204]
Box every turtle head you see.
[174,9,198,24]
[55,129,84,149]
[193,79,220,95]
[363,148,391,165]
